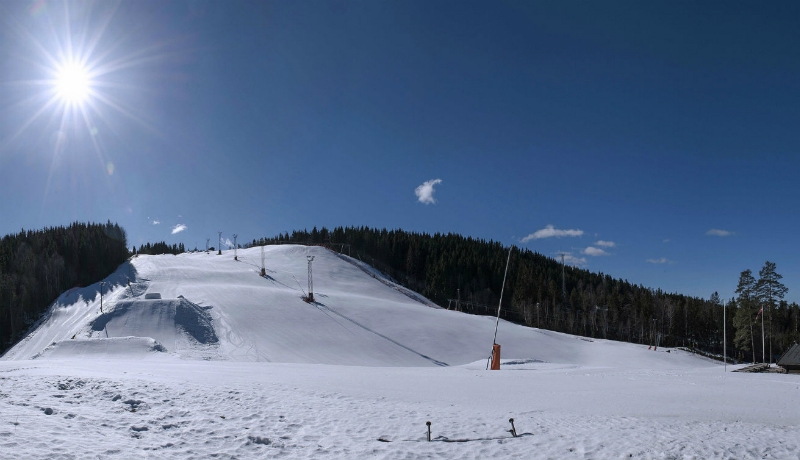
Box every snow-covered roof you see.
[777,343,800,369]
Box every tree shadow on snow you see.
[57,261,140,308]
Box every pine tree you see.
[756,261,788,362]
[733,269,757,362]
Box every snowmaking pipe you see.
[486,246,513,370]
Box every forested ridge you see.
[0,222,129,353]
[3,222,797,363]
[252,226,800,362]
[133,241,185,256]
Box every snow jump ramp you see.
[88,296,217,353]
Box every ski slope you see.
[2,245,799,459]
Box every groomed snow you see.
[1,245,799,459]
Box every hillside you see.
[2,245,800,459]
[3,245,701,368]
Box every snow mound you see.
[33,337,166,359]
[90,297,217,351]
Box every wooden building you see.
[777,343,800,374]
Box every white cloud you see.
[647,257,670,264]
[583,246,608,256]
[152,220,160,225]
[594,240,615,248]
[706,229,733,237]
[521,225,584,243]
[171,224,187,234]
[414,179,442,204]
[662,239,670,243]
[557,252,587,267]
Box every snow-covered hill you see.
[3,245,701,368]
[2,245,799,459]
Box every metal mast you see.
[218,231,222,255]
[260,246,266,276]
[486,246,513,370]
[233,234,238,260]
[307,256,315,302]
[559,252,567,303]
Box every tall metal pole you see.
[561,253,566,304]
[307,256,315,302]
[100,281,105,313]
[233,234,238,260]
[762,304,765,363]
[260,246,266,276]
[218,232,222,255]
[723,300,727,372]
[486,246,513,370]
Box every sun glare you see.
[55,61,91,105]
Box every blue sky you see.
[1,1,799,303]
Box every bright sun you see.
[55,61,91,105]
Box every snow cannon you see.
[491,343,501,370]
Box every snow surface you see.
[2,245,799,459]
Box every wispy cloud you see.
[663,239,670,243]
[152,220,160,225]
[594,240,615,248]
[647,257,671,264]
[706,229,733,237]
[171,224,187,234]
[521,225,584,243]
[557,252,587,267]
[583,246,608,256]
[415,179,442,205]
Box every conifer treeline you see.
[252,226,800,361]
[133,241,185,256]
[0,222,129,352]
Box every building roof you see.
[777,343,800,368]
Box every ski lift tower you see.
[260,246,266,276]
[233,234,238,260]
[307,255,315,302]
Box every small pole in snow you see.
[509,418,517,437]
[233,234,238,260]
[426,421,431,441]
[724,299,727,373]
[218,231,223,255]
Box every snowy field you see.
[2,246,799,459]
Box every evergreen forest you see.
[0,222,129,353]
[133,241,186,256]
